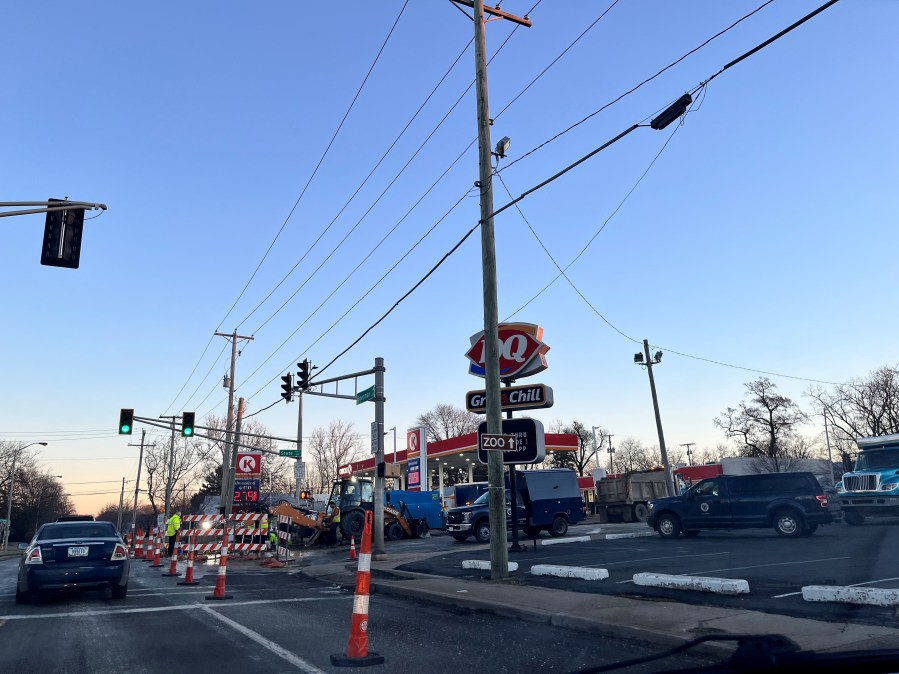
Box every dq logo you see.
[466,323,549,380]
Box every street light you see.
[4,442,48,552]
[633,339,675,497]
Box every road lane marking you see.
[684,556,851,576]
[199,604,326,674]
[0,596,344,621]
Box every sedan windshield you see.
[37,523,117,541]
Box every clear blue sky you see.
[3,1,897,514]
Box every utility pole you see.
[159,415,179,525]
[128,430,153,548]
[295,390,304,501]
[116,477,126,533]
[636,339,675,496]
[215,330,254,508]
[469,0,531,582]
[373,357,386,558]
[681,443,695,466]
[224,397,247,518]
[605,434,615,474]
[823,409,836,487]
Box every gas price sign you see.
[233,478,261,504]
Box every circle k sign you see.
[236,452,262,476]
[465,322,549,380]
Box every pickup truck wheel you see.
[633,503,650,522]
[656,513,680,539]
[474,521,491,544]
[844,511,865,526]
[548,516,568,537]
[800,524,818,536]
[452,535,468,542]
[773,509,804,537]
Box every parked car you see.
[55,515,95,522]
[647,471,834,538]
[16,520,130,603]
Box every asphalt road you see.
[397,519,899,627]
[0,552,714,673]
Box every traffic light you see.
[181,412,195,437]
[299,490,311,500]
[41,199,85,269]
[297,359,312,389]
[118,408,134,435]
[280,373,294,403]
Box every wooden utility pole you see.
[467,0,531,580]
[215,330,254,508]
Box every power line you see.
[236,38,475,332]
[165,3,411,414]
[161,334,215,416]
[496,0,776,175]
[215,0,411,332]
[240,10,531,337]
[497,119,841,387]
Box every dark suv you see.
[647,472,834,538]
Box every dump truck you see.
[594,469,671,523]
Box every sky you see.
[2,1,897,515]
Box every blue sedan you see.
[17,520,130,603]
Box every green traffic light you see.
[184,428,193,436]
[120,424,130,434]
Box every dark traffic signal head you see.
[280,373,294,403]
[118,408,134,435]
[181,412,195,437]
[41,199,85,269]
[297,359,314,389]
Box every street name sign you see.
[279,449,301,458]
[356,385,376,405]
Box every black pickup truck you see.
[647,472,834,538]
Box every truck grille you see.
[844,474,879,492]
[446,513,465,524]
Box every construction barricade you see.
[181,514,268,557]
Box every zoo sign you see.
[465,323,549,380]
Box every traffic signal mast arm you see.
[0,200,107,218]
[130,415,296,456]
[300,364,380,400]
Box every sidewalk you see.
[298,547,899,655]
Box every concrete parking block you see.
[604,531,653,540]
[531,565,609,581]
[463,560,518,572]
[539,536,591,546]
[633,572,749,595]
[802,585,899,607]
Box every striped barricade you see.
[181,514,268,554]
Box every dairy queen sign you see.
[465,323,549,380]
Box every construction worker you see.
[260,513,269,547]
[325,500,341,546]
[165,511,181,557]
[269,527,278,551]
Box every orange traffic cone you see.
[133,529,145,559]
[331,512,384,667]
[178,530,200,586]
[162,531,180,576]
[205,527,233,600]
[346,536,357,561]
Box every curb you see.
[633,572,750,595]
[463,560,518,572]
[802,585,899,607]
[531,565,609,581]
[602,531,654,540]
[539,536,591,546]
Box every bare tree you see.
[306,420,364,493]
[415,403,481,443]
[546,421,604,476]
[614,438,650,473]
[714,377,808,472]
[808,366,899,444]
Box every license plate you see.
[68,546,88,557]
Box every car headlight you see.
[647,502,655,510]
[462,511,472,523]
